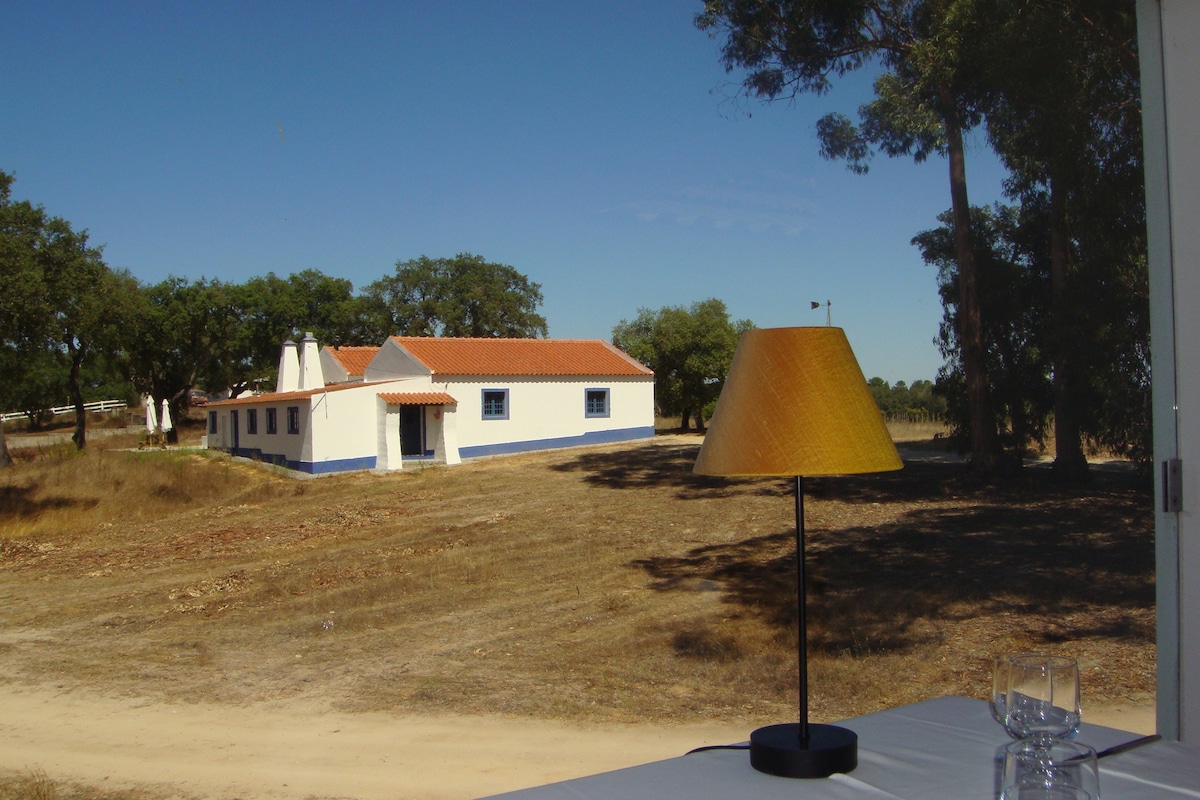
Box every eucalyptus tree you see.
[697,0,1003,472]
[915,203,1054,464]
[360,253,547,340]
[978,0,1145,477]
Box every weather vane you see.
[810,300,831,326]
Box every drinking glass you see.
[1004,654,1081,741]
[1002,738,1100,800]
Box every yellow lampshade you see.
[694,327,902,477]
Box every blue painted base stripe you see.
[459,426,654,459]
[305,455,377,474]
[221,447,375,474]
[217,426,653,474]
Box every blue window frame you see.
[287,406,300,434]
[208,411,217,434]
[482,389,509,420]
[585,388,610,418]
[247,408,258,434]
[266,407,278,435]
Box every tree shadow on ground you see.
[612,445,1154,655]
[554,437,1150,506]
[0,483,97,524]
[553,441,796,503]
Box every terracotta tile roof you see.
[390,337,653,377]
[325,346,379,377]
[378,391,458,406]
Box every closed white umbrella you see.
[160,399,173,433]
[145,397,158,433]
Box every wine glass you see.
[992,654,1011,726]
[1004,654,1081,741]
[1002,738,1100,800]
[992,653,1033,731]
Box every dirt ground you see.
[0,684,755,800]
[0,430,1158,799]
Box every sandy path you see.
[0,685,750,800]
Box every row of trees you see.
[697,1,1147,475]
[1,172,548,465]
[868,378,946,421]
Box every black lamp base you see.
[749,722,858,778]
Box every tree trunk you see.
[945,112,1001,473]
[0,426,12,468]
[1048,176,1089,480]
[67,341,87,450]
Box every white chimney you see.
[276,339,300,393]
[298,332,323,390]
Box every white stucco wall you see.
[448,376,655,458]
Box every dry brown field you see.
[0,419,1156,798]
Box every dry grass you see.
[886,418,951,444]
[0,767,188,800]
[0,423,1155,798]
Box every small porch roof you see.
[378,391,458,406]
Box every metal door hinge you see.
[1163,458,1183,513]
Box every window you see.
[481,389,509,420]
[208,411,217,434]
[266,407,278,435]
[287,406,300,434]
[247,408,258,435]
[585,388,610,418]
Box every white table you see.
[479,697,1200,799]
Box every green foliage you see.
[223,269,367,396]
[0,170,135,450]
[122,276,241,441]
[359,253,547,340]
[0,346,68,428]
[915,203,1054,459]
[973,0,1146,473]
[612,299,752,430]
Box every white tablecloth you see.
[479,696,1200,799]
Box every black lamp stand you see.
[748,476,858,779]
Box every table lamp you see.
[694,326,902,778]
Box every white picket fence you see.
[1,399,128,424]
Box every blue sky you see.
[2,2,1012,384]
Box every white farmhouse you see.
[205,334,655,475]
